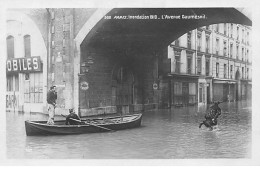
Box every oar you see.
[61,114,115,132]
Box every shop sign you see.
[80,81,89,90]
[153,83,158,90]
[6,56,42,74]
[6,92,19,110]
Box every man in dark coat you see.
[47,86,57,125]
[199,101,222,130]
[206,101,222,124]
[65,109,81,125]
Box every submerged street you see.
[6,100,251,159]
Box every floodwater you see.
[6,100,251,159]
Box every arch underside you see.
[77,8,251,113]
[80,8,251,50]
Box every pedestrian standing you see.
[47,86,57,125]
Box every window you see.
[175,51,180,73]
[15,75,19,91]
[242,29,244,43]
[247,68,249,79]
[236,45,239,59]
[6,35,14,59]
[206,36,210,53]
[237,26,239,40]
[6,74,19,92]
[24,73,43,103]
[174,38,179,46]
[242,48,244,61]
[216,38,219,55]
[189,83,196,104]
[223,40,227,56]
[224,23,227,35]
[197,56,202,75]
[187,31,192,49]
[216,24,219,32]
[206,59,210,76]
[199,84,203,102]
[230,24,233,38]
[197,33,201,51]
[7,76,14,91]
[174,82,182,95]
[216,62,219,77]
[242,67,244,79]
[24,35,31,57]
[187,55,192,74]
[224,64,227,78]
[230,65,233,79]
[230,43,233,58]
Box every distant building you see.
[165,23,252,107]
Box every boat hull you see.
[25,114,142,136]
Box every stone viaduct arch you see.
[73,8,251,114]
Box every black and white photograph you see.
[0,0,259,166]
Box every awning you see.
[213,78,237,84]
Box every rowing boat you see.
[25,113,142,136]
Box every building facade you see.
[164,23,252,107]
[5,9,252,115]
[6,9,48,113]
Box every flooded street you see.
[6,101,251,159]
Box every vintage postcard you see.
[0,0,259,166]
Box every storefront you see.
[6,56,44,112]
[169,74,199,107]
[213,78,237,102]
[240,79,252,100]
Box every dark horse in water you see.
[199,101,222,131]
[199,118,218,131]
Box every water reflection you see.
[6,100,251,159]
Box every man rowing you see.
[65,109,81,125]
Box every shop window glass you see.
[174,82,182,95]
[189,83,196,95]
[24,73,43,103]
[189,83,196,104]
[7,76,13,91]
[15,74,19,91]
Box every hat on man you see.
[50,85,56,90]
[69,109,74,113]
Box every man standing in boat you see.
[47,85,57,125]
